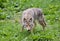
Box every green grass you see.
[0,13,60,41]
[0,0,60,41]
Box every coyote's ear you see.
[29,18,32,22]
[30,18,32,21]
[23,18,27,22]
[24,18,26,21]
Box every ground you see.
[0,0,60,41]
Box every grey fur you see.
[21,8,46,31]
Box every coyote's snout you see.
[21,8,46,32]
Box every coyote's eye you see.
[30,24,33,28]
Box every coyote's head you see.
[22,14,34,31]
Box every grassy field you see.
[0,0,60,41]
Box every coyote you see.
[21,8,46,32]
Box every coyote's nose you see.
[28,30,30,31]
